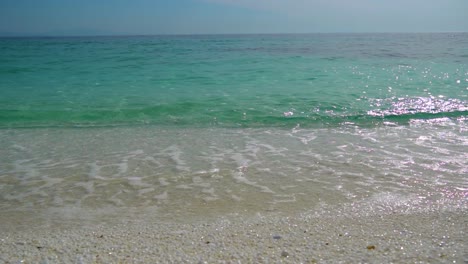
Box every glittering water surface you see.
[1,33,467,128]
[0,33,467,225]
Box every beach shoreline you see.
[1,33,467,263]
[1,208,466,263]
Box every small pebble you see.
[281,251,289,257]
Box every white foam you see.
[232,171,274,194]
[163,145,190,172]
[154,191,168,202]
[87,162,105,180]
[289,132,317,145]
[75,181,94,194]
[159,178,170,186]
[138,188,155,196]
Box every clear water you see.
[0,33,467,226]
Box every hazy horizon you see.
[1,31,468,38]
[1,0,467,37]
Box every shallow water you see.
[1,122,466,226]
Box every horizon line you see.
[1,31,468,38]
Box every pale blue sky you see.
[0,0,467,36]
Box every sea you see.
[0,33,467,227]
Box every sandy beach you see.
[1,208,466,263]
[1,32,467,264]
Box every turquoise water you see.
[1,33,467,128]
[0,33,467,226]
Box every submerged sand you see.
[1,209,466,263]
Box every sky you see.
[0,0,467,36]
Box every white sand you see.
[1,209,466,263]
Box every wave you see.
[367,97,467,117]
[0,97,466,129]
